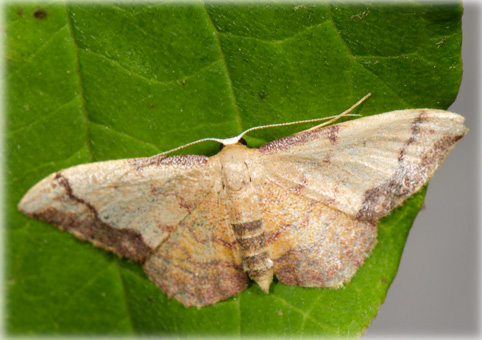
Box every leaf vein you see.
[116,260,136,333]
[7,24,69,80]
[217,22,328,45]
[66,4,94,161]
[270,294,326,331]
[328,7,354,102]
[59,261,118,310]
[8,96,80,135]
[88,121,162,153]
[328,6,411,106]
[201,2,243,133]
[84,48,221,87]
[10,145,89,184]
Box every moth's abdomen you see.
[217,144,274,291]
[232,220,273,292]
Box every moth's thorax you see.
[218,144,252,191]
[216,144,261,224]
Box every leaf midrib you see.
[201,2,243,134]
[66,4,93,163]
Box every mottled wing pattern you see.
[257,178,377,287]
[144,189,248,307]
[18,154,216,262]
[258,110,468,222]
[18,109,468,306]
[254,109,467,287]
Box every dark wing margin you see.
[257,109,468,221]
[18,154,217,262]
[144,189,248,307]
[256,176,377,288]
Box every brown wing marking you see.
[144,190,248,308]
[259,181,377,287]
[28,173,152,262]
[18,154,214,263]
[257,110,468,222]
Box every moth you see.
[18,96,468,307]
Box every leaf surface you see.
[5,2,462,336]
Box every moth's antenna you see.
[238,93,371,137]
[304,92,371,132]
[157,137,231,156]
[157,93,371,156]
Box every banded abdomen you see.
[218,144,274,292]
[232,220,273,292]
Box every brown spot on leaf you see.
[34,9,47,19]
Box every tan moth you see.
[18,95,468,307]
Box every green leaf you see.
[5,2,462,337]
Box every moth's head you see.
[219,137,247,150]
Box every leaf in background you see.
[5,2,462,337]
